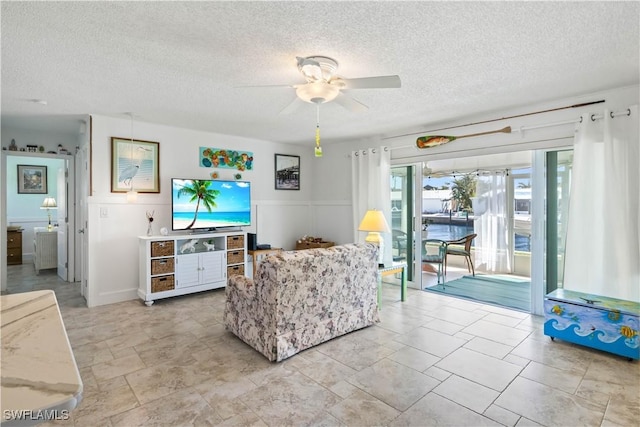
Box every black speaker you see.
[247,233,257,251]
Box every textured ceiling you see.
[2,1,638,144]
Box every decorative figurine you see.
[146,210,154,236]
[179,238,199,254]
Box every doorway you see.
[412,151,534,311]
[1,151,78,295]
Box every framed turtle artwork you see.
[111,137,160,193]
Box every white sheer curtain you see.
[564,106,639,302]
[351,146,392,265]
[473,172,511,273]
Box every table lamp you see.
[40,197,57,231]
[358,209,391,266]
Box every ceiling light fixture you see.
[294,83,335,158]
[295,81,340,104]
[297,56,338,83]
[291,54,400,157]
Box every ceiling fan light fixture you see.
[296,81,340,104]
[299,61,322,82]
[297,56,338,82]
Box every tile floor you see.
[3,264,639,427]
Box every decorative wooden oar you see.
[416,126,512,149]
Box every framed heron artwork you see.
[111,137,160,193]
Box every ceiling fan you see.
[252,55,401,157]
[282,55,402,114]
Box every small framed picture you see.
[274,154,300,190]
[111,137,160,193]
[17,165,47,194]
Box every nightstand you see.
[7,229,22,265]
[33,227,57,274]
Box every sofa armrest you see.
[227,275,256,299]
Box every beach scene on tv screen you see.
[172,179,251,230]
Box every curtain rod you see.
[391,108,632,151]
[384,100,606,141]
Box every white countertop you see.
[1,290,83,426]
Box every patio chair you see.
[422,239,447,285]
[392,229,408,262]
[445,233,477,276]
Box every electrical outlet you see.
[100,207,108,218]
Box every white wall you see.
[87,115,316,306]
[309,136,385,245]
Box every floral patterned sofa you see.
[224,243,379,362]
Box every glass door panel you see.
[545,149,573,293]
[391,166,414,281]
[512,168,532,278]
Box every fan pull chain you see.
[314,105,322,157]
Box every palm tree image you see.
[176,180,221,229]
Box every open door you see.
[77,143,89,299]
[57,167,68,281]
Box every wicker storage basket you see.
[227,250,244,265]
[151,275,175,293]
[151,258,174,275]
[227,235,244,249]
[295,241,335,250]
[227,265,244,277]
[151,241,174,257]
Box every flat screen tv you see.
[171,178,251,231]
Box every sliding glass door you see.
[511,168,532,277]
[545,150,573,293]
[390,166,415,282]
[388,148,572,314]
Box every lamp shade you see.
[358,210,391,233]
[40,197,57,209]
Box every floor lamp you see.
[40,197,57,231]
[358,209,391,266]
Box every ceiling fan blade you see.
[279,97,306,115]
[338,75,401,89]
[334,92,368,113]
[235,83,294,88]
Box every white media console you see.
[138,231,246,306]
